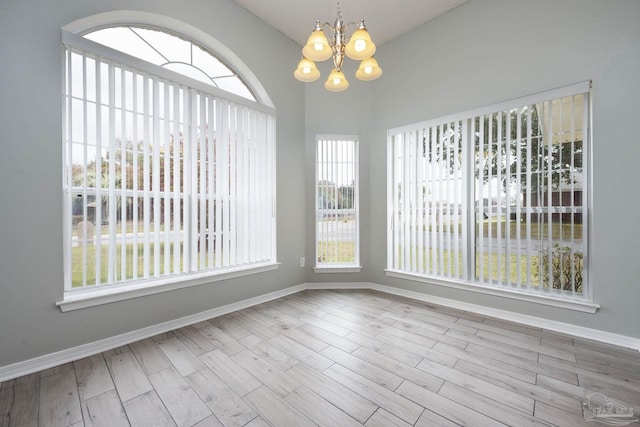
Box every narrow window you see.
[315,136,361,271]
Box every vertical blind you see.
[63,38,276,291]
[316,136,359,267]
[387,82,590,301]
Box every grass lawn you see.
[392,246,583,294]
[480,220,583,241]
[317,241,356,264]
[72,221,581,294]
[425,220,582,241]
[72,241,192,288]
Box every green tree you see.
[421,105,583,191]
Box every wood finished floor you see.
[1,289,639,427]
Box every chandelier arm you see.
[319,22,336,47]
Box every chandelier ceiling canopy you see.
[294,2,382,92]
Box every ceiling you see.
[231,0,469,46]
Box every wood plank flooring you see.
[1,289,639,426]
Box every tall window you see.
[316,136,361,271]
[62,28,276,292]
[387,82,590,305]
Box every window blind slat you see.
[515,108,522,287]
[229,105,237,266]
[416,130,424,274]
[163,81,171,276]
[214,98,223,268]
[142,75,151,279]
[187,90,197,272]
[438,125,445,276]
[132,71,140,281]
[236,106,245,264]
[453,122,460,278]
[462,120,471,281]
[207,95,215,268]
[570,96,576,294]
[403,133,411,271]
[411,133,417,272]
[152,79,161,278]
[221,101,230,266]
[81,53,89,288]
[432,128,438,274]
[121,67,129,282]
[108,63,117,284]
[477,116,485,283]
[581,93,589,298]
[387,135,394,269]
[546,101,553,286]
[173,85,182,273]
[444,124,449,276]
[198,93,207,270]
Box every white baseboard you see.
[0,284,304,383]
[366,283,640,352]
[1,281,638,382]
[304,281,373,290]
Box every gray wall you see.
[0,0,306,367]
[2,0,639,369]
[366,0,640,338]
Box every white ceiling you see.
[231,0,469,46]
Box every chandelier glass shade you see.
[293,57,321,82]
[355,56,382,81]
[301,25,333,62]
[324,68,349,92]
[294,5,382,92]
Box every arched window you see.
[84,26,255,101]
[60,14,277,310]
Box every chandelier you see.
[294,2,382,92]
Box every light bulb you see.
[314,42,323,51]
[364,65,373,74]
[355,39,366,52]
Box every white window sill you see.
[385,269,599,313]
[57,262,280,312]
[314,266,363,274]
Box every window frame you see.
[314,135,362,273]
[59,29,277,312]
[386,82,597,313]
